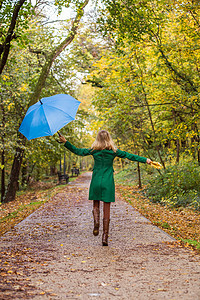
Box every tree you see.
[3,0,89,203]
[94,0,199,163]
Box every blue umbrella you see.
[19,94,81,140]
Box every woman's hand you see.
[59,135,67,143]
[146,158,152,165]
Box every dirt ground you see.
[0,172,200,300]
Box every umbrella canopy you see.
[19,94,81,140]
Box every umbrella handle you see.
[56,131,62,143]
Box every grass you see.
[0,201,43,223]
[180,239,200,250]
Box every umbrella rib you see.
[26,106,49,139]
[40,105,53,134]
[41,105,74,134]
[45,104,77,120]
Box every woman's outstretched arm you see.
[59,135,91,156]
[116,149,151,164]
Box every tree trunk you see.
[64,152,66,175]
[134,50,165,169]
[143,92,166,168]
[172,108,181,164]
[27,162,36,185]
[50,166,57,175]
[1,97,5,202]
[176,138,180,163]
[136,147,142,188]
[137,161,142,188]
[194,123,200,165]
[36,166,41,181]
[21,159,28,186]
[59,157,62,172]
[3,144,24,203]
[1,149,5,202]
[67,152,71,173]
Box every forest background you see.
[0,0,199,248]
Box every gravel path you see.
[0,172,200,300]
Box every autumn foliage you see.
[116,183,200,251]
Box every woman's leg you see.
[102,202,111,246]
[93,200,100,210]
[92,200,100,236]
[103,202,110,219]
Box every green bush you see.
[146,161,200,210]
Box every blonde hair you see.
[91,130,117,152]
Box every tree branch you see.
[42,19,67,25]
[188,8,200,31]
[50,70,69,94]
[158,47,198,93]
[0,0,26,75]
[29,47,48,58]
[0,0,4,11]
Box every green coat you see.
[64,141,147,203]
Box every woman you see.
[59,130,151,246]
